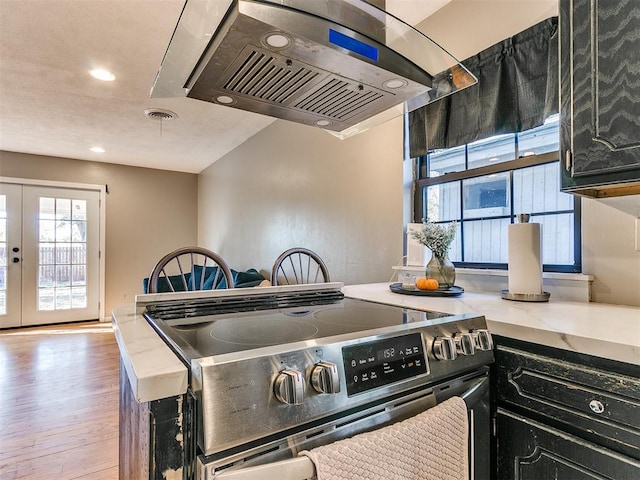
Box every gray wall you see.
[197,120,640,307]
[0,151,198,317]
[198,118,404,285]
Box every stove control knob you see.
[311,362,340,394]
[274,369,305,404]
[472,329,493,351]
[454,333,476,356]
[433,337,457,361]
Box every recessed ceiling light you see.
[383,79,407,89]
[90,69,115,81]
[90,146,105,153]
[215,95,235,105]
[265,33,291,48]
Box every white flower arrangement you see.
[410,221,457,260]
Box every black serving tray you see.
[389,283,464,297]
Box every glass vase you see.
[426,254,455,290]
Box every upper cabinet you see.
[560,0,640,197]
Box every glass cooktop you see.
[144,292,452,363]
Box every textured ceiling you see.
[0,0,276,174]
[0,0,556,174]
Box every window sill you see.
[392,266,593,302]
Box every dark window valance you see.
[409,17,558,158]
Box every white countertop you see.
[112,284,639,403]
[343,284,640,366]
[112,304,188,403]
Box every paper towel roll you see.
[508,222,543,294]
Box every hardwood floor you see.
[0,322,119,480]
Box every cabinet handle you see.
[565,150,572,172]
[589,399,605,414]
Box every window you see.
[413,115,581,272]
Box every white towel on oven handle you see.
[298,396,468,480]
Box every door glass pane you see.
[39,220,56,242]
[39,266,55,287]
[72,200,87,221]
[72,264,86,286]
[72,287,87,308]
[39,197,55,219]
[55,198,71,220]
[56,265,71,287]
[37,197,89,311]
[39,288,54,311]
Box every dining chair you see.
[270,247,330,286]
[146,246,234,293]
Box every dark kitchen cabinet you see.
[493,336,640,479]
[559,0,640,197]
[497,409,640,479]
[119,362,194,480]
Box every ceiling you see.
[0,0,556,174]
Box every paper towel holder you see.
[502,213,551,302]
[501,290,550,302]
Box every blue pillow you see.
[192,265,228,289]
[191,265,267,289]
[234,268,266,288]
[142,273,192,293]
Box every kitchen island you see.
[113,283,639,404]
[113,284,639,479]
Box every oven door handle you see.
[204,456,314,480]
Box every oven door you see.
[197,367,490,480]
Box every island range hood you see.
[151,0,476,138]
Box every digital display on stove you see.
[342,333,428,396]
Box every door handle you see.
[12,257,20,263]
[12,247,20,253]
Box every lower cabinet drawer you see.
[495,344,640,460]
[497,408,640,480]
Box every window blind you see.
[409,17,559,158]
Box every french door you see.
[0,183,101,328]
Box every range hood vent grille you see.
[223,49,320,104]
[220,46,389,122]
[293,79,385,120]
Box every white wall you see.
[198,118,404,285]
[582,199,640,306]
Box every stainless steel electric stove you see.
[139,283,494,480]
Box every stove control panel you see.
[472,329,493,351]
[454,333,475,356]
[433,336,457,360]
[311,362,340,394]
[273,369,305,404]
[433,329,493,361]
[342,333,428,396]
